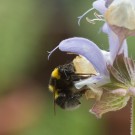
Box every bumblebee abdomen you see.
[55,96,81,110]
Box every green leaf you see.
[90,92,130,118]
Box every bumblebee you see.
[49,61,91,110]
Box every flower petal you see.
[105,0,113,7]
[102,24,128,61]
[119,40,128,57]
[90,92,130,118]
[108,30,120,61]
[59,37,108,75]
[110,89,127,96]
[101,50,111,65]
[75,75,110,89]
[93,0,107,14]
[109,25,135,37]
[128,87,135,96]
[102,23,109,34]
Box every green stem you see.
[131,97,135,135]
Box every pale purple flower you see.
[105,0,135,31]
[51,35,135,118]
[48,30,130,117]
[78,0,133,60]
[56,37,109,88]
[48,0,135,118]
[105,0,135,54]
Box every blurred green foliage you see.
[0,0,134,135]
[0,1,106,135]
[0,0,47,90]
[20,97,105,135]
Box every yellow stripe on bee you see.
[54,91,59,99]
[48,85,59,99]
[48,85,54,92]
[51,68,60,79]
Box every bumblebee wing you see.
[71,73,94,81]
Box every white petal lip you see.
[101,50,112,65]
[59,37,108,76]
[75,75,110,89]
[75,75,102,89]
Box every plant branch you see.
[131,97,135,135]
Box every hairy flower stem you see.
[131,97,135,135]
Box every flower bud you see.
[105,0,135,30]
